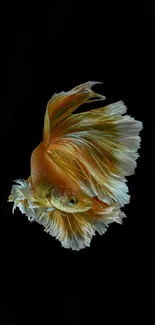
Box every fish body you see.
[8,81,143,250]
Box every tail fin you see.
[44,82,143,207]
[43,81,105,147]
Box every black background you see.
[1,1,154,323]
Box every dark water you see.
[1,2,154,323]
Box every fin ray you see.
[43,81,105,147]
[46,99,143,206]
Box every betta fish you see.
[8,81,143,250]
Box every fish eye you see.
[68,196,77,206]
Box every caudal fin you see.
[45,83,143,207]
[43,81,106,147]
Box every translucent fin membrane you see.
[43,81,106,147]
[9,179,126,250]
[46,96,143,207]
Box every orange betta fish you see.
[8,81,143,250]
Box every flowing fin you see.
[43,81,105,147]
[46,88,143,206]
[45,197,126,251]
[8,179,125,251]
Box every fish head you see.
[29,143,92,213]
[47,185,92,213]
